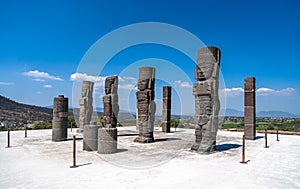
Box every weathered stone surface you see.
[244,77,256,140]
[79,81,94,130]
[103,76,119,128]
[191,46,221,153]
[83,125,101,151]
[162,86,171,133]
[134,67,156,143]
[52,95,68,142]
[98,128,117,154]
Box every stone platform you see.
[1,127,300,188]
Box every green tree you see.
[170,118,183,132]
[94,116,104,126]
[33,122,52,130]
[68,116,77,128]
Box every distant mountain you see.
[0,95,53,126]
[224,108,244,117]
[257,111,300,118]
[224,108,300,118]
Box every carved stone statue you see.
[79,81,94,130]
[134,67,156,143]
[103,76,119,128]
[191,46,221,153]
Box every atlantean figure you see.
[191,46,221,153]
[103,76,119,128]
[79,81,94,130]
[134,67,156,143]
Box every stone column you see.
[134,66,156,143]
[191,46,221,153]
[79,81,94,131]
[98,128,117,154]
[244,77,256,140]
[83,125,101,151]
[162,86,171,132]
[52,95,68,142]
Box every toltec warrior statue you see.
[191,46,221,153]
[103,76,119,128]
[134,67,156,143]
[79,81,94,130]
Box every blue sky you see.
[0,0,299,115]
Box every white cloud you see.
[257,87,295,96]
[70,73,139,91]
[33,78,45,82]
[70,73,106,82]
[23,70,63,81]
[70,73,106,88]
[119,76,137,90]
[0,82,14,85]
[119,83,136,90]
[43,84,52,88]
[223,87,295,97]
[122,76,137,82]
[222,87,244,97]
[173,80,192,88]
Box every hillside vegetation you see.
[0,95,53,126]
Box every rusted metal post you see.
[70,135,78,168]
[264,129,269,148]
[276,129,279,141]
[240,135,247,164]
[25,127,27,138]
[6,128,10,148]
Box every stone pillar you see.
[79,81,94,131]
[103,76,119,128]
[162,86,171,132]
[244,77,256,140]
[98,128,117,154]
[134,66,156,143]
[52,95,68,142]
[83,125,101,151]
[191,46,221,153]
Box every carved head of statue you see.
[81,81,94,97]
[138,79,150,91]
[105,76,118,94]
[195,63,214,80]
[195,46,220,81]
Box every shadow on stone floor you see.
[76,162,92,167]
[155,138,182,142]
[216,143,241,152]
[256,136,264,140]
[118,133,139,137]
[67,137,83,141]
[116,148,128,153]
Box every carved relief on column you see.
[79,81,94,130]
[52,95,68,141]
[244,77,256,140]
[134,67,156,143]
[103,76,119,128]
[162,86,171,133]
[191,46,221,153]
